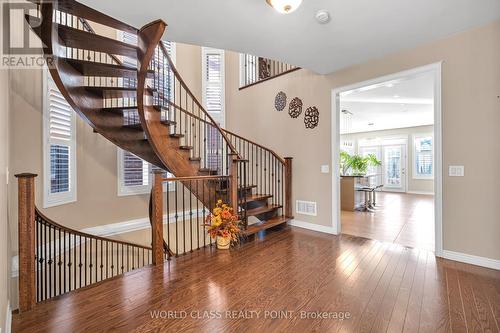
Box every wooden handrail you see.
[35,207,152,250]
[222,128,286,165]
[160,101,286,165]
[162,175,230,182]
[158,42,240,158]
[239,67,300,90]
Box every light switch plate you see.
[321,165,330,173]
[449,165,465,177]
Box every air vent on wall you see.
[296,200,317,216]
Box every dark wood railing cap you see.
[284,157,293,160]
[15,173,38,178]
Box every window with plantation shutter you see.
[43,70,77,207]
[413,134,434,179]
[118,149,174,196]
[202,48,225,120]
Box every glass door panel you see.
[383,145,406,191]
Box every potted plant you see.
[340,151,381,176]
[204,200,240,249]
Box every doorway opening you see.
[331,64,442,254]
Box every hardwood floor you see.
[13,227,499,333]
[342,192,435,251]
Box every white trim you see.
[332,62,443,256]
[406,190,434,195]
[288,219,336,234]
[442,250,500,270]
[4,301,11,333]
[42,68,77,208]
[201,47,225,126]
[81,209,204,237]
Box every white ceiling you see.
[340,72,434,133]
[80,0,500,74]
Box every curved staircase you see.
[26,0,293,235]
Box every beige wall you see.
[1,68,11,331]
[226,20,500,260]
[341,125,435,193]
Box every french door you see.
[382,144,407,192]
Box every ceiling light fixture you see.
[266,0,303,14]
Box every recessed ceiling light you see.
[315,10,331,24]
[386,83,394,88]
[393,95,400,98]
[368,122,374,126]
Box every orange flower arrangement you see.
[204,200,240,243]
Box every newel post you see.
[151,171,164,265]
[284,157,293,218]
[15,173,37,312]
[229,155,239,213]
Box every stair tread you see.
[86,86,137,98]
[189,157,201,161]
[245,204,282,217]
[244,194,273,202]
[179,145,193,150]
[161,120,176,126]
[57,24,138,59]
[170,134,184,138]
[123,123,142,130]
[66,59,139,78]
[101,106,138,113]
[243,216,290,236]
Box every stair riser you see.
[240,199,268,211]
[249,209,279,222]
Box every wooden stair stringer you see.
[136,21,217,207]
[26,4,163,168]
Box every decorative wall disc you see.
[304,106,319,129]
[288,97,303,118]
[274,91,287,111]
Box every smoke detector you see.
[315,10,331,24]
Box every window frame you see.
[413,133,434,180]
[42,68,77,208]
[202,47,225,125]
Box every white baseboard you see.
[406,190,435,195]
[288,219,337,234]
[4,301,11,333]
[289,221,499,271]
[441,250,500,270]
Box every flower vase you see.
[216,236,231,250]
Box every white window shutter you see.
[44,73,77,207]
[202,48,224,117]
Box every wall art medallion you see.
[304,106,319,129]
[288,97,303,118]
[274,91,287,111]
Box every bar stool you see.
[357,187,376,212]
[370,185,384,208]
